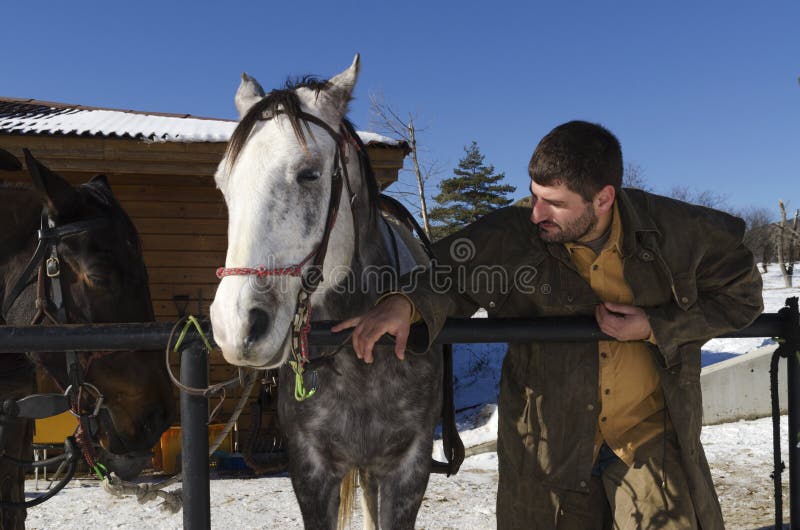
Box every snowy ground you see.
[24,267,799,529]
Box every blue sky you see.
[2,1,797,214]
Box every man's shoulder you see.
[622,188,746,239]
[430,203,539,262]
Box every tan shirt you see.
[565,202,667,466]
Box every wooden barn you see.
[0,96,410,468]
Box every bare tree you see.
[369,92,436,238]
[668,186,730,210]
[788,208,799,278]
[740,206,775,272]
[778,201,792,287]
[623,163,651,190]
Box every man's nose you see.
[531,202,546,223]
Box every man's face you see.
[529,180,598,243]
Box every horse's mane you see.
[225,76,379,222]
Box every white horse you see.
[210,55,443,529]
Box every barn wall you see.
[1,133,406,455]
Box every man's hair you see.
[528,120,623,202]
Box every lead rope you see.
[288,290,317,400]
[100,317,260,513]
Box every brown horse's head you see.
[1,149,175,478]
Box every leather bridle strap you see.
[2,208,111,470]
[2,211,107,318]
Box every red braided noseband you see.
[216,247,317,279]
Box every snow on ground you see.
[22,415,792,530]
[24,267,800,528]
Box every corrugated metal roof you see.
[0,97,405,148]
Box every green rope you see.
[173,315,213,353]
[92,462,109,480]
[289,361,316,401]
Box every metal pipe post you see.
[180,340,210,530]
[784,297,800,528]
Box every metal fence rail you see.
[1,301,798,529]
[0,313,787,352]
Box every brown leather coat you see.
[406,188,763,529]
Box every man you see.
[333,121,763,529]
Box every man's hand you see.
[595,302,652,341]
[331,295,413,363]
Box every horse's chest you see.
[278,351,441,465]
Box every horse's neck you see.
[0,189,40,300]
[0,188,39,253]
[313,153,395,321]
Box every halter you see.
[1,208,116,477]
[215,110,361,399]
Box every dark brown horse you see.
[0,148,175,529]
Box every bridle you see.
[215,110,361,399]
[1,207,118,492]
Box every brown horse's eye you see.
[86,272,113,288]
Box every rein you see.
[215,110,360,400]
[1,210,117,509]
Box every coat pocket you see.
[671,273,698,311]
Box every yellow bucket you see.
[153,424,232,474]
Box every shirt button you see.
[601,416,607,422]
[604,389,611,395]
[600,352,608,359]
[592,264,599,271]
[681,296,689,304]
[587,404,594,411]
[488,301,496,308]
[579,481,587,488]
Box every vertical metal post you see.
[180,340,210,530]
[785,297,800,529]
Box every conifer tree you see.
[428,141,516,240]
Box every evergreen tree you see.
[428,141,516,240]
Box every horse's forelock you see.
[79,181,149,289]
[223,77,380,224]
[226,77,331,172]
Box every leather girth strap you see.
[378,194,465,476]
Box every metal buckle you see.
[46,257,60,277]
[64,382,105,418]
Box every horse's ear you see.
[0,148,22,171]
[325,54,360,116]
[90,174,112,191]
[235,72,265,119]
[24,149,82,220]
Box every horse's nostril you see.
[245,308,270,348]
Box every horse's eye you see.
[86,273,112,288]
[296,168,321,182]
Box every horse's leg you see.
[287,450,344,530]
[359,468,378,530]
[0,357,35,530]
[377,438,433,530]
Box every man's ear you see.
[594,185,616,216]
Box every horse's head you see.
[211,55,370,368]
[1,149,174,477]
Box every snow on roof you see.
[0,97,404,148]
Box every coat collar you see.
[616,188,661,258]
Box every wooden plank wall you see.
[0,134,404,453]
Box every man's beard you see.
[538,203,598,243]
